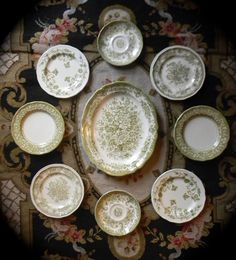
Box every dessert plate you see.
[30,164,84,218]
[81,81,158,176]
[151,169,206,223]
[97,20,143,66]
[37,44,89,98]
[95,190,141,236]
[150,45,205,100]
[173,105,230,161]
[11,101,65,155]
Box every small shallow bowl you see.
[97,20,143,66]
[95,190,141,236]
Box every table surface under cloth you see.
[0,0,236,259]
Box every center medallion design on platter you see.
[81,81,158,176]
[95,190,141,236]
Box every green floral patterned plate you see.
[37,44,89,98]
[173,105,230,161]
[151,169,206,223]
[81,81,158,176]
[95,190,141,236]
[150,45,205,100]
[97,20,143,66]
[30,164,84,218]
[11,101,65,155]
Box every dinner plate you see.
[11,101,65,155]
[97,20,143,66]
[173,105,230,161]
[81,81,158,176]
[30,164,84,218]
[95,190,141,236]
[151,169,206,223]
[36,44,89,98]
[150,45,205,100]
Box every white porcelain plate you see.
[95,190,141,236]
[30,164,84,218]
[151,168,206,223]
[150,45,205,100]
[11,101,65,155]
[81,81,158,176]
[37,44,89,98]
[173,105,230,161]
[97,20,143,66]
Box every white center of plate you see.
[183,116,219,151]
[111,34,129,53]
[22,111,56,145]
[110,204,127,221]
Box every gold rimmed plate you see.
[151,168,206,223]
[150,45,205,100]
[36,44,90,98]
[81,81,158,176]
[173,105,230,161]
[30,164,84,218]
[95,190,141,236]
[11,101,65,155]
[97,20,143,66]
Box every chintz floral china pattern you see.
[173,105,230,161]
[11,101,65,155]
[81,81,158,176]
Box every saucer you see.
[150,45,205,100]
[97,20,143,66]
[173,105,230,161]
[151,169,206,223]
[95,190,141,236]
[37,44,89,98]
[11,101,65,155]
[81,81,158,176]
[30,164,84,218]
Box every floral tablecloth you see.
[0,0,236,259]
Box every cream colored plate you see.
[37,44,89,98]
[151,169,206,223]
[11,101,65,155]
[95,190,141,236]
[173,105,230,161]
[97,20,143,66]
[81,81,158,176]
[150,45,205,100]
[30,164,84,218]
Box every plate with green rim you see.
[11,101,65,155]
[97,20,143,66]
[151,168,206,223]
[36,44,90,98]
[95,190,141,236]
[30,164,84,218]
[173,105,230,161]
[81,81,158,176]
[150,45,205,100]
